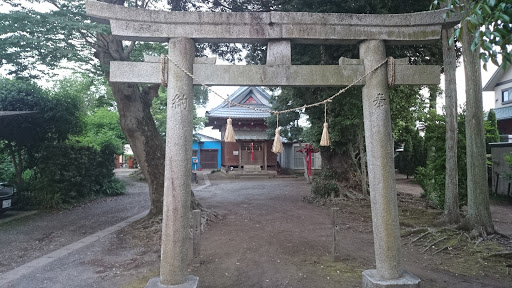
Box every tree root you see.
[474,238,483,249]
[421,236,447,253]
[433,245,448,255]
[401,227,428,238]
[432,232,463,255]
[410,231,430,245]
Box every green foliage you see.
[0,1,107,78]
[0,153,14,183]
[311,170,340,198]
[52,74,116,112]
[506,152,512,167]
[484,109,500,153]
[20,142,124,209]
[74,107,125,154]
[0,77,84,145]
[432,0,512,68]
[415,110,467,208]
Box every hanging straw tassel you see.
[272,113,283,154]
[272,127,283,154]
[320,122,330,146]
[224,118,236,142]
[224,101,236,142]
[320,102,331,146]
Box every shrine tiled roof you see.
[206,87,272,119]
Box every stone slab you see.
[109,61,440,86]
[86,0,461,44]
[144,55,217,64]
[145,276,199,288]
[362,270,420,288]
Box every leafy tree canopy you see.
[0,77,84,146]
[432,0,512,68]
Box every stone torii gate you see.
[85,1,460,287]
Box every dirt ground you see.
[112,172,512,288]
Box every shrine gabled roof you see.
[206,87,272,119]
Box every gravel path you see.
[1,170,511,288]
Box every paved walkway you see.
[0,211,147,286]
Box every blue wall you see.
[192,141,222,169]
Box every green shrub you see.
[311,170,340,198]
[0,153,15,183]
[20,142,124,209]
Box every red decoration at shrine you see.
[297,144,318,177]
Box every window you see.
[192,150,198,157]
[241,142,262,151]
[503,88,512,103]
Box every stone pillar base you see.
[362,270,420,288]
[145,275,199,288]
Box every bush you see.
[20,142,124,209]
[311,170,340,198]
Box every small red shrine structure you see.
[205,87,277,172]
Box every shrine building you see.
[205,87,277,173]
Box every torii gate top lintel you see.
[85,0,461,45]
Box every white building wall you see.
[494,67,512,108]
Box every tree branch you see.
[123,41,136,59]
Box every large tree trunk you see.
[461,1,495,234]
[320,148,359,191]
[94,24,165,218]
[442,27,461,224]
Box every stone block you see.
[362,270,420,288]
[267,40,291,65]
[243,165,262,172]
[145,276,199,288]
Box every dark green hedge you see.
[21,142,123,209]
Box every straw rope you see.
[164,55,394,115]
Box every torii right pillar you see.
[360,40,420,287]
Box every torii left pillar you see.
[360,40,419,287]
[146,38,199,288]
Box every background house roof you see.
[206,87,272,119]
[494,106,512,120]
[483,65,510,91]
[194,133,221,142]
